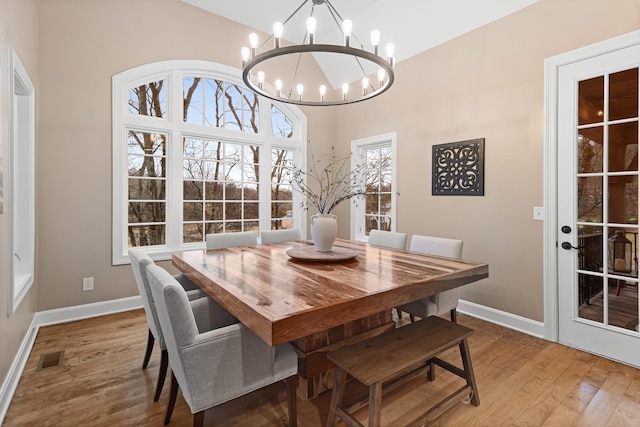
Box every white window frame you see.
[112,60,307,265]
[350,132,397,242]
[9,50,36,316]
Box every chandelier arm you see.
[325,0,365,49]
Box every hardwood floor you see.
[4,309,640,426]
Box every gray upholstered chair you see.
[146,264,299,427]
[396,235,464,323]
[260,228,301,244]
[129,248,212,401]
[205,231,257,250]
[367,229,408,250]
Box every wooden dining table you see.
[172,238,489,398]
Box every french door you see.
[557,41,640,366]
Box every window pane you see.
[205,202,223,221]
[183,223,203,243]
[184,77,203,124]
[244,184,259,201]
[128,80,166,118]
[578,274,603,322]
[366,193,380,214]
[225,202,242,220]
[183,202,203,221]
[128,202,166,223]
[183,181,203,200]
[204,78,221,126]
[128,224,166,247]
[205,182,223,200]
[129,178,165,200]
[272,105,293,138]
[244,202,259,219]
[578,225,603,273]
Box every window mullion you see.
[167,71,184,250]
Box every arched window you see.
[112,60,307,264]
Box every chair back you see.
[409,234,463,316]
[129,248,166,349]
[368,230,408,250]
[146,265,199,407]
[206,231,257,250]
[260,228,301,244]
[409,234,463,258]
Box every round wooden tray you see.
[286,246,359,262]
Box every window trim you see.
[350,132,397,242]
[112,60,307,265]
[9,49,36,316]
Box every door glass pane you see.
[578,128,603,173]
[578,225,603,273]
[609,68,639,121]
[608,121,638,173]
[577,176,602,222]
[578,76,604,125]
[578,273,603,323]
[608,175,637,225]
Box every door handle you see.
[561,242,582,250]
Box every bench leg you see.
[369,381,383,427]
[327,368,347,427]
[459,338,480,406]
[286,375,298,427]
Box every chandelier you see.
[241,0,395,106]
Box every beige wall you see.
[0,0,39,399]
[331,0,640,321]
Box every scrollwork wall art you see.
[432,138,485,196]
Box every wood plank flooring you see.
[4,310,640,426]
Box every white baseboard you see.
[0,296,142,424]
[458,299,546,339]
[35,295,142,327]
[0,316,38,424]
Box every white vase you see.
[310,213,337,252]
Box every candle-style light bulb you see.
[249,33,259,57]
[385,42,396,68]
[377,68,386,88]
[362,77,369,96]
[273,22,284,48]
[296,83,304,100]
[341,83,349,100]
[342,19,352,47]
[306,17,317,44]
[257,71,265,89]
[241,47,250,67]
[370,30,381,55]
[319,85,326,102]
[275,79,283,97]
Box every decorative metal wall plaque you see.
[432,138,485,196]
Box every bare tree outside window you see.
[126,74,298,248]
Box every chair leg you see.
[154,349,168,402]
[395,308,402,321]
[142,328,155,369]
[286,375,298,427]
[451,308,458,323]
[164,372,179,425]
[193,411,205,427]
[410,314,416,323]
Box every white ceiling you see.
[182,0,538,89]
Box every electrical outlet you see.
[82,277,94,291]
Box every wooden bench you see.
[326,315,480,427]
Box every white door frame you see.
[543,30,640,342]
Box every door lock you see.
[561,225,572,234]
